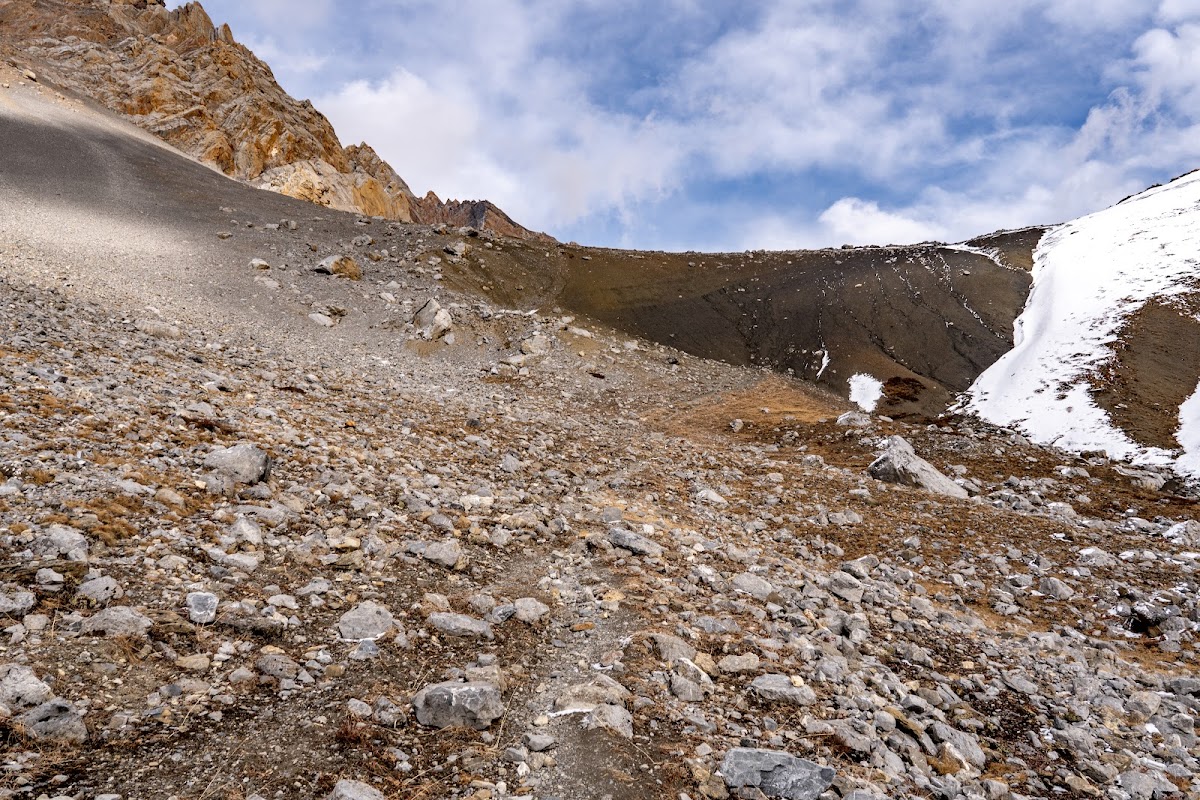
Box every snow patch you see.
[816,349,831,380]
[1176,380,1200,475]
[963,170,1200,476]
[848,374,884,412]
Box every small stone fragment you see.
[186,592,219,624]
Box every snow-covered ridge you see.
[963,170,1200,476]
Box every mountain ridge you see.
[0,0,552,240]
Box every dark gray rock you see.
[719,748,835,799]
[412,681,503,730]
[607,528,663,557]
[751,674,817,706]
[427,612,493,640]
[16,698,87,743]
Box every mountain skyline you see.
[168,0,1200,252]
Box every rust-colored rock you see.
[412,192,554,242]
[0,0,549,240]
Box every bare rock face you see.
[0,0,548,239]
[413,191,553,242]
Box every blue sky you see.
[171,0,1200,251]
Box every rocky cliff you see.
[0,0,549,238]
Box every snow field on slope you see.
[965,170,1200,475]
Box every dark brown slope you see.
[446,235,1042,418]
[0,0,550,239]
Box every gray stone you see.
[650,633,697,664]
[338,601,396,641]
[203,444,271,484]
[422,539,464,569]
[1039,576,1075,601]
[427,612,493,640]
[513,597,550,624]
[0,590,36,618]
[76,576,123,606]
[718,653,761,674]
[326,779,386,800]
[607,528,663,557]
[412,681,503,730]
[586,703,634,739]
[185,591,219,624]
[0,664,53,708]
[719,748,836,799]
[523,733,557,752]
[751,674,817,706]
[80,606,152,637]
[16,698,87,743]
[868,436,968,499]
[732,572,774,600]
[414,298,453,340]
[31,524,89,562]
[554,675,632,712]
[255,654,300,680]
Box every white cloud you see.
[187,0,1200,249]
[1157,0,1200,23]
[818,199,946,247]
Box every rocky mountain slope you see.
[0,0,549,240]
[1,60,1198,800]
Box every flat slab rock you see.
[720,748,836,800]
[338,601,396,641]
[607,527,663,557]
[412,681,504,730]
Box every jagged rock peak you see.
[0,0,550,239]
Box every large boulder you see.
[412,681,503,730]
[16,698,88,744]
[80,606,153,638]
[0,664,53,708]
[338,601,396,641]
[315,254,362,280]
[31,524,89,562]
[413,299,453,340]
[719,749,836,800]
[867,436,968,498]
[203,443,272,485]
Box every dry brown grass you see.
[648,375,847,441]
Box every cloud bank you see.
[178,0,1200,251]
